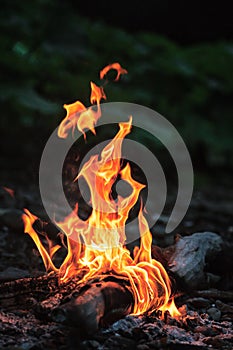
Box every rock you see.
[168,232,223,289]
[80,340,101,349]
[137,345,150,350]
[216,300,233,314]
[0,208,24,230]
[187,297,211,309]
[207,307,221,321]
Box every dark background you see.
[0,0,233,188]
[75,1,233,44]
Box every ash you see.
[1,289,233,350]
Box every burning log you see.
[52,276,133,335]
[0,273,133,334]
[168,232,223,289]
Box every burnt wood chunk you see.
[52,278,133,335]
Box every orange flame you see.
[57,82,107,139]
[100,62,128,81]
[3,186,14,198]
[23,63,180,318]
[22,209,58,273]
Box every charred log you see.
[52,276,134,335]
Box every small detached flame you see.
[3,186,15,198]
[22,63,180,318]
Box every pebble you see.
[207,307,221,321]
[137,345,150,350]
[80,340,100,349]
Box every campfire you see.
[22,63,180,326]
[1,63,232,350]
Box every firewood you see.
[52,277,133,335]
[168,232,223,290]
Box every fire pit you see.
[0,63,232,349]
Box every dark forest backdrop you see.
[1,0,233,188]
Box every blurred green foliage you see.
[1,1,233,167]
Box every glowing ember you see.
[22,63,180,318]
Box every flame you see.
[22,209,58,273]
[23,63,180,318]
[3,186,14,198]
[99,62,128,81]
[58,82,106,139]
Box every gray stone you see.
[169,232,223,289]
[207,307,222,321]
